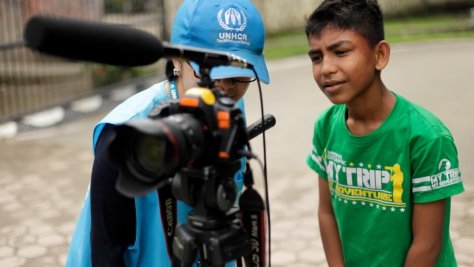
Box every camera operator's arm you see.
[90,124,136,267]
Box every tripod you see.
[171,162,252,267]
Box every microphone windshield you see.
[24,15,163,67]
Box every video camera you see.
[23,15,275,267]
[107,84,254,266]
[104,68,273,266]
[108,86,248,210]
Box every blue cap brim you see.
[190,50,269,84]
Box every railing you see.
[0,0,164,123]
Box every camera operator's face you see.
[213,78,251,101]
[182,61,253,101]
[181,62,200,92]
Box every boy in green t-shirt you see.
[305,0,464,266]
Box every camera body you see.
[108,86,248,210]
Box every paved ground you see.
[1,39,474,266]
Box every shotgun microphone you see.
[24,15,162,66]
[24,15,250,68]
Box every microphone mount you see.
[162,43,251,69]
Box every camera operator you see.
[66,0,270,266]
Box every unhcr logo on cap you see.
[217,7,250,45]
[217,8,247,31]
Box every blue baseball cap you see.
[170,0,270,84]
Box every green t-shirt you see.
[306,94,464,266]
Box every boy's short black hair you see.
[305,0,385,47]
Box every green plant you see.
[91,64,142,87]
[264,14,474,60]
[105,0,123,13]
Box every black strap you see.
[239,165,266,267]
[158,183,177,260]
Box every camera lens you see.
[133,133,169,179]
[109,113,206,196]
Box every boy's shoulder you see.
[100,81,168,124]
[314,94,453,140]
[395,94,452,138]
[92,81,169,148]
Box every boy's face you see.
[307,26,380,104]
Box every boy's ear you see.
[375,40,390,71]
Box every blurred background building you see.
[0,0,472,126]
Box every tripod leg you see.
[173,224,198,267]
[171,257,183,267]
[236,258,244,267]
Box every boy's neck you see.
[345,86,396,135]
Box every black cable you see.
[252,68,271,267]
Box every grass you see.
[264,14,474,60]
